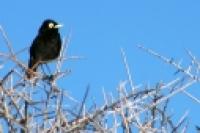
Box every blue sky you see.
[1,0,200,132]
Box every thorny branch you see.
[0,26,198,132]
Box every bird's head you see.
[39,19,63,34]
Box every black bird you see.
[27,19,62,78]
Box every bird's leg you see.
[40,63,52,80]
[45,63,52,74]
[40,63,51,75]
[40,64,46,74]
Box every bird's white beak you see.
[54,24,63,28]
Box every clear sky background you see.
[1,0,200,132]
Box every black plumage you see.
[27,19,62,78]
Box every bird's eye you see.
[48,23,54,28]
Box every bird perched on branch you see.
[27,19,62,78]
